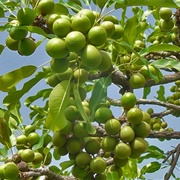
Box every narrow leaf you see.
[89,77,112,115]
[0,44,5,55]
[73,85,96,134]
[140,162,161,175]
[143,87,151,99]
[0,65,37,92]
[45,80,70,132]
[0,7,4,17]
[60,160,75,171]
[156,85,166,102]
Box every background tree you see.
[0,0,180,179]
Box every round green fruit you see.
[52,130,67,147]
[71,165,89,179]
[17,8,36,25]
[65,31,86,52]
[53,3,69,15]
[66,137,83,154]
[46,38,69,59]
[120,125,135,143]
[129,73,145,88]
[64,105,79,121]
[120,55,131,64]
[37,0,54,16]
[159,7,172,20]
[50,57,69,73]
[20,149,35,162]
[73,68,89,83]
[121,92,137,109]
[60,120,73,135]
[75,152,91,168]
[97,50,112,72]
[6,35,19,51]
[103,15,119,24]
[27,132,40,145]
[72,14,92,34]
[9,28,28,41]
[46,74,61,87]
[100,20,115,37]
[142,111,151,123]
[85,138,101,154]
[111,24,124,39]
[18,38,36,56]
[95,106,113,124]
[139,65,157,79]
[133,121,150,138]
[33,152,43,164]
[105,118,120,135]
[87,26,107,46]
[53,18,71,37]
[73,122,88,138]
[46,13,60,30]
[3,162,19,179]
[56,146,68,156]
[57,67,73,81]
[16,134,28,145]
[127,107,143,125]
[133,40,145,51]
[90,156,107,174]
[81,44,102,68]
[101,136,117,152]
[159,19,174,32]
[78,9,95,26]
[113,156,128,167]
[114,142,131,159]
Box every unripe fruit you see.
[159,8,172,20]
[60,120,73,135]
[78,9,95,26]
[46,38,69,59]
[139,65,157,79]
[3,162,19,179]
[33,152,43,164]
[50,58,69,73]
[113,156,128,167]
[73,68,89,83]
[17,8,36,25]
[27,132,40,145]
[100,21,115,37]
[46,74,61,87]
[16,134,28,145]
[81,44,102,68]
[73,122,88,138]
[130,73,145,88]
[127,107,143,125]
[57,67,73,81]
[20,149,35,162]
[101,136,117,152]
[121,92,136,109]
[159,19,174,32]
[9,28,28,41]
[133,40,145,51]
[6,35,19,51]
[90,156,107,174]
[142,111,151,123]
[105,118,121,135]
[85,138,101,154]
[75,152,91,168]
[103,15,119,24]
[52,131,67,147]
[53,18,71,37]
[114,142,131,159]
[65,31,86,52]
[64,105,79,121]
[88,26,107,46]
[111,24,124,39]
[46,13,60,30]
[66,137,83,154]
[18,38,36,56]
[71,165,89,179]
[37,0,55,16]
[120,126,135,142]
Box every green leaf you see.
[151,59,180,71]
[140,162,161,175]
[53,148,61,160]
[107,171,120,180]
[49,165,61,174]
[3,70,47,110]
[63,1,82,12]
[73,85,96,134]
[123,15,140,45]
[0,44,5,55]
[60,160,75,171]
[45,80,70,132]
[0,65,37,92]
[0,147,8,157]
[89,77,112,115]
[156,85,166,102]
[0,7,4,17]
[147,145,164,154]
[143,87,151,99]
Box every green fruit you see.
[33,152,43,164]
[0,164,6,179]
[90,156,107,174]
[9,28,28,41]
[75,152,91,168]
[57,67,73,81]
[147,108,154,114]
[78,9,95,26]
[88,26,107,46]
[46,13,60,30]
[3,162,19,179]
[50,57,69,73]
[60,120,73,135]
[73,68,89,83]
[95,174,106,180]
[103,15,119,24]
[139,65,156,79]
[161,121,168,129]
[111,24,124,39]
[101,136,117,152]
[159,7,172,20]
[95,106,113,124]
[153,122,161,131]
[121,92,136,109]
[20,149,35,162]
[97,50,112,72]
[53,3,69,15]
[105,118,121,135]
[130,137,148,154]
[107,165,123,178]
[114,142,131,159]
[66,137,83,154]
[6,35,19,51]
[159,19,174,32]
[52,130,67,147]
[46,74,61,87]
[24,124,35,136]
[27,132,40,145]
[113,156,128,167]
[17,8,36,25]
[46,38,69,58]
[127,107,143,125]
[72,14,92,34]
[64,105,79,121]
[65,31,86,52]
[16,134,28,145]
[120,55,131,64]
[133,121,150,138]
[73,122,88,138]
[85,138,101,154]
[37,0,55,15]
[53,18,71,37]
[18,38,36,56]
[56,146,68,156]
[81,44,102,68]
[142,111,151,123]
[133,40,145,51]
[100,21,115,37]
[71,165,89,179]
[130,73,145,88]
[120,126,135,143]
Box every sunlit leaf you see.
[53,148,61,160]
[0,65,37,92]
[140,162,161,175]
[0,44,5,55]
[0,7,4,17]
[63,0,82,12]
[45,80,70,132]
[156,85,166,102]
[143,87,151,99]
[49,165,61,174]
[107,171,119,180]
[60,160,75,171]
